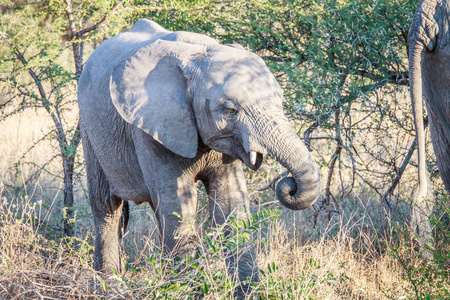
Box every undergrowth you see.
[1,183,449,299]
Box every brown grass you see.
[0,189,416,299]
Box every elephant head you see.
[109,36,321,210]
[408,0,450,200]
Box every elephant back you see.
[162,31,219,46]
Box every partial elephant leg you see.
[152,177,199,258]
[132,133,199,258]
[152,179,197,257]
[202,155,259,298]
[119,200,130,240]
[83,133,125,272]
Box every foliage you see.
[173,0,424,217]
[126,0,430,218]
[384,194,450,299]
[0,0,135,235]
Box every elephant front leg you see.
[132,130,199,258]
[203,157,259,298]
[151,176,199,259]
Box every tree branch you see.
[15,51,47,100]
[14,50,68,151]
[382,118,429,206]
[323,109,343,206]
[70,119,82,151]
[75,0,126,38]
[63,0,77,37]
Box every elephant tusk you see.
[250,151,257,165]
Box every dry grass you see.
[1,110,449,299]
[0,189,418,299]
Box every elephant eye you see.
[222,101,238,116]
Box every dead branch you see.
[323,109,343,207]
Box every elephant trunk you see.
[260,122,321,210]
[409,42,427,200]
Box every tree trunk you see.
[63,155,75,236]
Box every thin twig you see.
[324,109,343,207]
[382,118,429,208]
[65,0,126,39]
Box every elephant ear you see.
[110,41,198,158]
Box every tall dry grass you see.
[0,184,421,299]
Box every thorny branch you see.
[325,109,341,204]
[64,0,126,41]
[382,118,429,208]
[14,50,68,154]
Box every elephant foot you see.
[234,278,258,300]
[225,246,259,299]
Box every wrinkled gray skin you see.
[78,19,321,297]
[409,1,450,202]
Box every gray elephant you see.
[78,19,321,296]
[409,0,450,239]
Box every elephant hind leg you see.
[91,193,126,273]
[82,133,126,273]
[119,200,129,240]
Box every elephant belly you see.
[96,140,151,205]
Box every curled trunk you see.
[262,124,321,210]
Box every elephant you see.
[77,19,321,297]
[409,0,450,240]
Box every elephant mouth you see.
[206,135,263,170]
[230,136,263,170]
[241,150,263,170]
